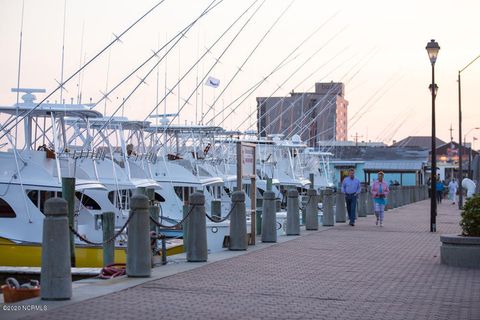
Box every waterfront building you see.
[256,82,348,147]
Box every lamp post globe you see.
[426,39,440,65]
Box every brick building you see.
[256,82,348,146]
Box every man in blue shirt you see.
[341,168,361,226]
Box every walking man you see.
[342,168,361,226]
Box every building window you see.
[0,198,16,218]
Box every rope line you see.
[149,204,197,229]
[69,211,135,245]
[205,201,237,223]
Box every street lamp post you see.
[426,39,440,233]
[464,127,480,179]
[458,54,480,208]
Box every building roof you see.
[329,145,429,162]
[363,161,424,172]
[392,136,446,149]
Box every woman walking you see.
[448,178,458,205]
[371,171,390,226]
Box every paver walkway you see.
[10,200,480,319]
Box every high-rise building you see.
[256,82,348,146]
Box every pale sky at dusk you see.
[1,0,479,146]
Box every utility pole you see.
[351,132,363,146]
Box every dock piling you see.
[102,211,115,266]
[229,191,248,250]
[322,189,334,226]
[335,191,347,223]
[127,194,151,277]
[286,190,300,235]
[41,198,72,300]
[305,189,319,230]
[187,192,208,262]
[261,190,277,243]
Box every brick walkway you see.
[15,200,480,319]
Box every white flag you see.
[205,76,220,88]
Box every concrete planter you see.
[440,234,480,269]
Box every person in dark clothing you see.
[435,177,445,204]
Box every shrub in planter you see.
[460,193,480,237]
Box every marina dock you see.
[1,199,479,320]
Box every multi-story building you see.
[256,82,348,146]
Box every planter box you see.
[440,234,480,269]
[1,285,40,303]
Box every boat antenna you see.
[59,0,68,110]
[76,21,86,104]
[14,0,25,145]
[103,37,113,115]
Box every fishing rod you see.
[91,0,221,114]
[379,106,414,143]
[0,0,169,141]
[160,0,266,130]
[348,71,401,125]
[13,0,26,147]
[143,0,262,148]
[285,50,376,146]
[211,52,300,129]
[310,51,395,154]
[199,52,302,140]
[244,41,347,136]
[383,111,412,143]
[348,72,403,128]
[216,11,340,130]
[257,51,356,141]
[259,46,375,140]
[87,0,223,145]
[199,0,295,125]
[231,30,346,135]
[68,0,221,149]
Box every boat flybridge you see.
[212,133,314,207]
[301,148,334,190]
[0,88,119,267]
[64,116,161,229]
[144,120,228,221]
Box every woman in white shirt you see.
[448,178,458,205]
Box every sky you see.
[0,0,479,147]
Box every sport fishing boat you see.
[0,89,180,267]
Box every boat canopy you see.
[0,104,102,118]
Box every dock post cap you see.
[190,192,205,205]
[130,194,149,210]
[232,190,246,202]
[288,189,299,197]
[44,198,68,216]
[263,191,276,200]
